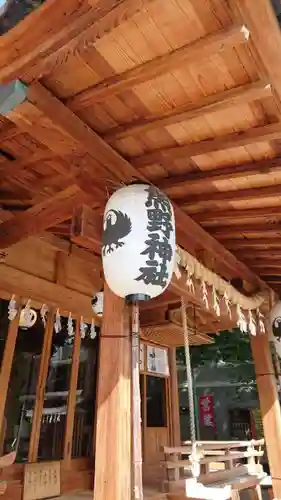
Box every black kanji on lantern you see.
[136,186,173,288]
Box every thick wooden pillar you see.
[94,283,131,500]
[250,333,281,498]
[169,348,181,446]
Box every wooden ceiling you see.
[0,0,281,300]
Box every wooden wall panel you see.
[65,255,101,296]
[3,237,102,297]
[94,283,131,500]
[4,239,56,282]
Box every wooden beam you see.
[234,0,281,108]
[182,184,281,209]
[140,290,179,311]
[250,331,281,498]
[169,349,181,447]
[28,309,55,462]
[193,206,281,225]
[0,264,98,320]
[0,0,152,83]
[131,122,281,169]
[0,301,21,437]
[170,269,237,327]
[104,81,271,142]
[260,276,281,284]
[0,208,101,268]
[68,25,250,108]
[0,185,90,249]
[63,319,81,466]
[71,205,102,255]
[157,153,281,195]
[94,283,131,500]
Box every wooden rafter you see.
[210,224,281,240]
[193,207,281,225]
[67,24,250,109]
[131,122,281,168]
[0,81,262,287]
[238,251,281,261]
[225,239,281,250]
[182,184,281,209]
[104,81,271,142]
[5,82,140,185]
[157,154,281,194]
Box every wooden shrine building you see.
[1,0,281,499]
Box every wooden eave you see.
[0,0,280,343]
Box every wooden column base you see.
[94,284,131,500]
[250,334,281,500]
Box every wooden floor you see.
[54,488,167,499]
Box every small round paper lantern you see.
[102,184,176,302]
[92,292,104,317]
[270,300,281,358]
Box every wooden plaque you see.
[23,461,60,500]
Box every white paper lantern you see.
[270,300,281,358]
[92,291,104,317]
[102,184,176,301]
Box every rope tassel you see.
[181,297,202,478]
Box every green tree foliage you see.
[177,329,256,384]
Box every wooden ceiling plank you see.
[238,251,281,261]
[158,153,281,194]
[32,0,158,82]
[68,24,250,109]
[104,81,271,142]
[193,207,281,225]
[224,239,281,250]
[182,184,281,209]
[0,185,90,249]
[210,224,281,240]
[0,81,262,286]
[131,122,281,168]
[0,0,152,83]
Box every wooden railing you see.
[163,440,265,494]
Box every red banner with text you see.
[199,395,215,428]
